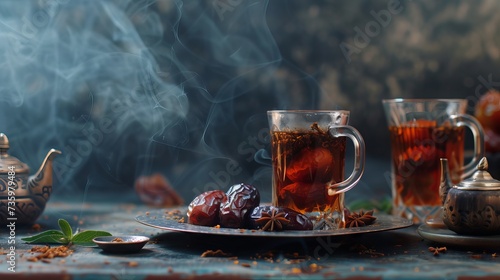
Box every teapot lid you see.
[0,133,30,174]
[457,157,500,190]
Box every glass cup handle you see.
[450,114,485,178]
[327,125,366,196]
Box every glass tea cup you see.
[382,99,484,224]
[267,110,365,230]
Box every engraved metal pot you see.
[0,133,61,226]
[439,157,500,235]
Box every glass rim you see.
[267,110,350,114]
[382,98,466,104]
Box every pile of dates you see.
[187,183,313,231]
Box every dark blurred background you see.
[1,0,498,207]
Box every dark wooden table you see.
[2,200,500,280]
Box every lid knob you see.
[0,133,9,150]
[477,157,489,171]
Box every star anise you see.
[428,246,447,256]
[344,209,377,228]
[255,208,290,231]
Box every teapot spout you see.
[28,149,62,205]
[439,158,453,205]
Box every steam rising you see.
[0,0,290,200]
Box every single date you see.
[219,183,260,228]
[247,205,313,231]
[187,190,227,226]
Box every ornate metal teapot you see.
[0,133,61,226]
[439,157,500,235]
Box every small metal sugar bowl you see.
[439,157,500,235]
[0,133,61,226]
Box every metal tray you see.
[136,207,412,238]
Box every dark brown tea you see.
[271,124,347,214]
[388,120,465,207]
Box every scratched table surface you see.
[2,200,500,280]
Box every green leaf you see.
[21,220,113,246]
[71,230,112,245]
[58,219,73,239]
[21,230,68,244]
